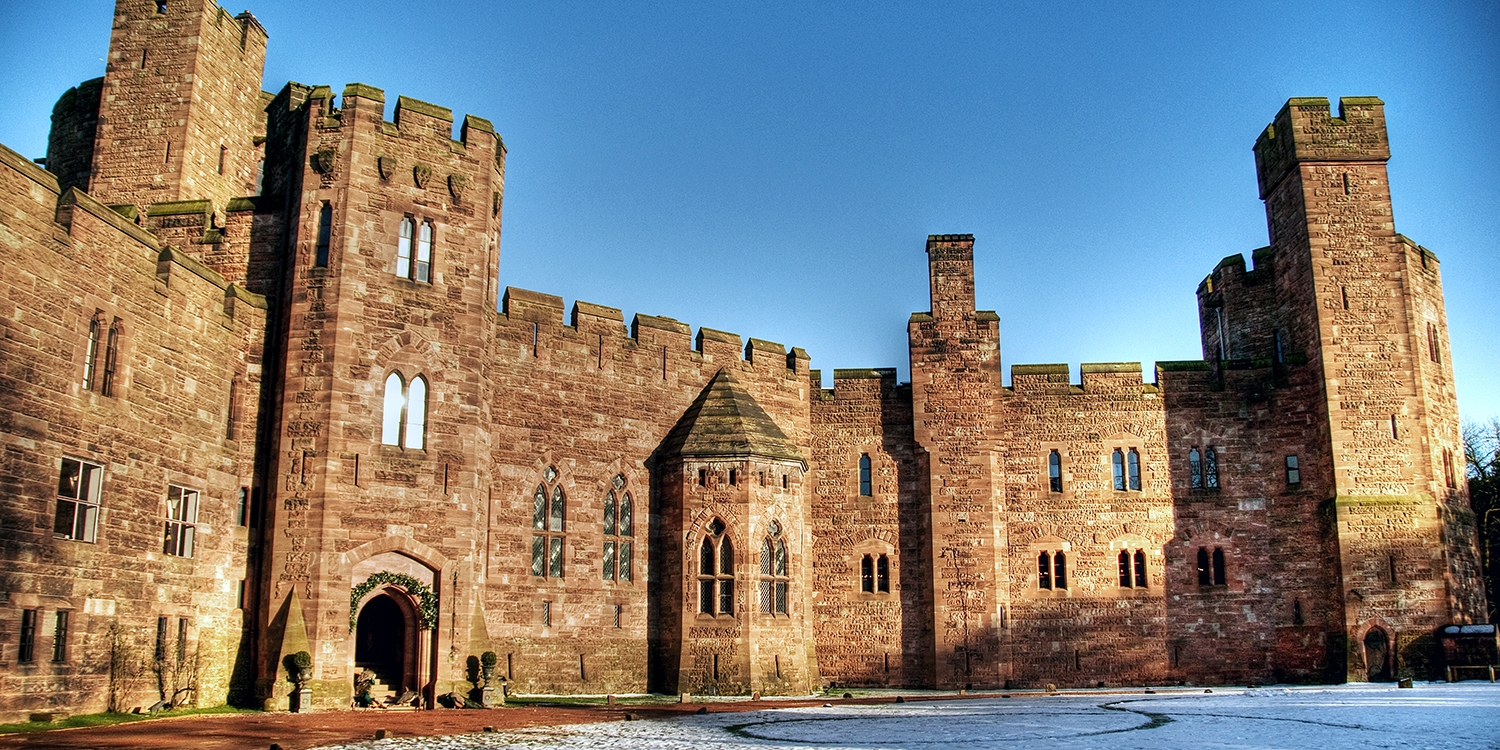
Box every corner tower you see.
[651,369,815,695]
[1253,97,1484,679]
[88,0,268,211]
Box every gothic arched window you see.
[1204,448,1219,489]
[858,454,872,496]
[530,469,565,579]
[1127,448,1141,491]
[1189,448,1203,489]
[381,372,427,449]
[759,521,789,614]
[602,475,633,582]
[699,519,733,615]
[1112,449,1125,491]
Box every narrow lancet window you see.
[1112,449,1125,491]
[396,217,414,278]
[858,454,872,496]
[415,221,433,283]
[1127,448,1141,491]
[1048,450,1062,493]
[1189,448,1203,489]
[315,202,331,267]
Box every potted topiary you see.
[479,651,502,708]
[284,651,314,712]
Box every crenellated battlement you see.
[1254,96,1389,199]
[1005,361,1160,395]
[303,84,504,157]
[1,140,268,329]
[498,285,807,376]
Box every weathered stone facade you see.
[0,0,1485,721]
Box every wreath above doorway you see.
[350,570,438,632]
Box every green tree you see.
[1464,418,1500,624]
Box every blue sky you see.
[3,1,1497,423]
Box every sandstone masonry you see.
[0,0,1485,721]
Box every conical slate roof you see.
[658,369,805,465]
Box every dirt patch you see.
[0,695,1018,750]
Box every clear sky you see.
[3,1,1497,423]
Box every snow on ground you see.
[314,682,1500,749]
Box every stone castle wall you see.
[0,0,1487,722]
[0,143,268,718]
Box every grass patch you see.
[0,705,257,735]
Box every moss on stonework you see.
[1011,363,1069,376]
[1156,360,1212,372]
[341,82,385,102]
[147,199,212,217]
[834,368,895,380]
[397,95,454,122]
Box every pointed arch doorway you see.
[1363,627,1393,682]
[354,590,420,699]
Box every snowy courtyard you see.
[312,683,1500,749]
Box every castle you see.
[0,0,1486,719]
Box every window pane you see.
[549,536,564,578]
[1054,551,1067,589]
[1212,548,1226,586]
[550,486,565,532]
[719,579,734,615]
[1134,549,1147,588]
[59,458,81,498]
[861,554,874,592]
[181,525,194,558]
[775,540,787,577]
[775,581,787,614]
[619,493,632,536]
[164,521,180,555]
[719,538,734,575]
[619,542,632,581]
[1038,552,1051,589]
[701,539,715,575]
[1189,449,1202,489]
[602,540,616,580]
[1197,547,1211,585]
[531,535,545,576]
[760,580,772,614]
[760,539,772,575]
[1119,550,1131,587]
[381,373,404,445]
[1128,449,1141,491]
[415,222,432,283]
[603,491,616,535]
[1112,450,1125,491]
[1205,449,1219,489]
[77,503,97,543]
[1048,451,1062,493]
[397,218,413,278]
[54,499,77,537]
[404,377,426,450]
[876,554,889,593]
[533,486,547,530]
[700,579,715,614]
[859,454,871,496]
[82,463,101,504]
